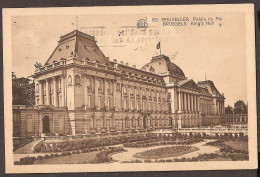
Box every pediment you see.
[178,79,200,91]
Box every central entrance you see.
[42,116,50,133]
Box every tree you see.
[12,74,35,105]
[225,105,233,114]
[234,100,247,114]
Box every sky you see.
[11,11,247,106]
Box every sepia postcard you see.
[3,4,257,173]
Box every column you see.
[113,81,117,109]
[216,101,218,114]
[178,91,182,113]
[183,93,187,112]
[121,84,124,110]
[53,77,58,107]
[62,76,66,107]
[223,101,225,114]
[187,94,190,112]
[156,90,158,111]
[197,95,200,112]
[46,79,50,105]
[191,94,194,112]
[84,77,88,108]
[128,86,131,110]
[94,77,99,108]
[134,87,137,110]
[39,81,43,105]
[104,80,107,109]
[218,101,220,114]
[194,95,197,112]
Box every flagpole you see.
[76,16,78,30]
[160,40,162,55]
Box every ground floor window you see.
[26,115,33,133]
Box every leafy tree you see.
[234,100,247,114]
[12,73,35,105]
[225,105,233,114]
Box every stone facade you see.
[12,30,226,137]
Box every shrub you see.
[19,156,35,165]
[93,151,110,163]
[144,159,152,163]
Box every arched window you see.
[36,83,39,92]
[75,75,81,85]
[125,117,129,128]
[68,75,72,85]
[132,117,135,127]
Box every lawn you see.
[133,146,199,159]
[224,141,248,151]
[34,151,99,164]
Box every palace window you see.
[132,117,135,127]
[137,101,140,110]
[123,85,127,93]
[59,95,62,107]
[106,119,110,128]
[88,95,91,107]
[68,75,72,85]
[129,87,133,94]
[75,75,81,85]
[58,115,64,132]
[98,80,102,90]
[86,78,91,87]
[26,115,33,133]
[98,96,101,108]
[36,83,39,93]
[130,100,134,110]
[108,97,110,109]
[143,101,146,110]
[59,78,62,90]
[96,119,102,128]
[124,100,127,110]
[168,92,171,99]
[107,81,111,91]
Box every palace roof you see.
[197,80,224,97]
[141,54,185,78]
[44,30,111,66]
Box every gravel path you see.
[111,139,219,163]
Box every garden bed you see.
[15,146,125,165]
[206,140,248,154]
[34,151,99,164]
[224,141,248,151]
[133,146,199,159]
[34,134,157,153]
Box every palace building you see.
[12,30,225,137]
